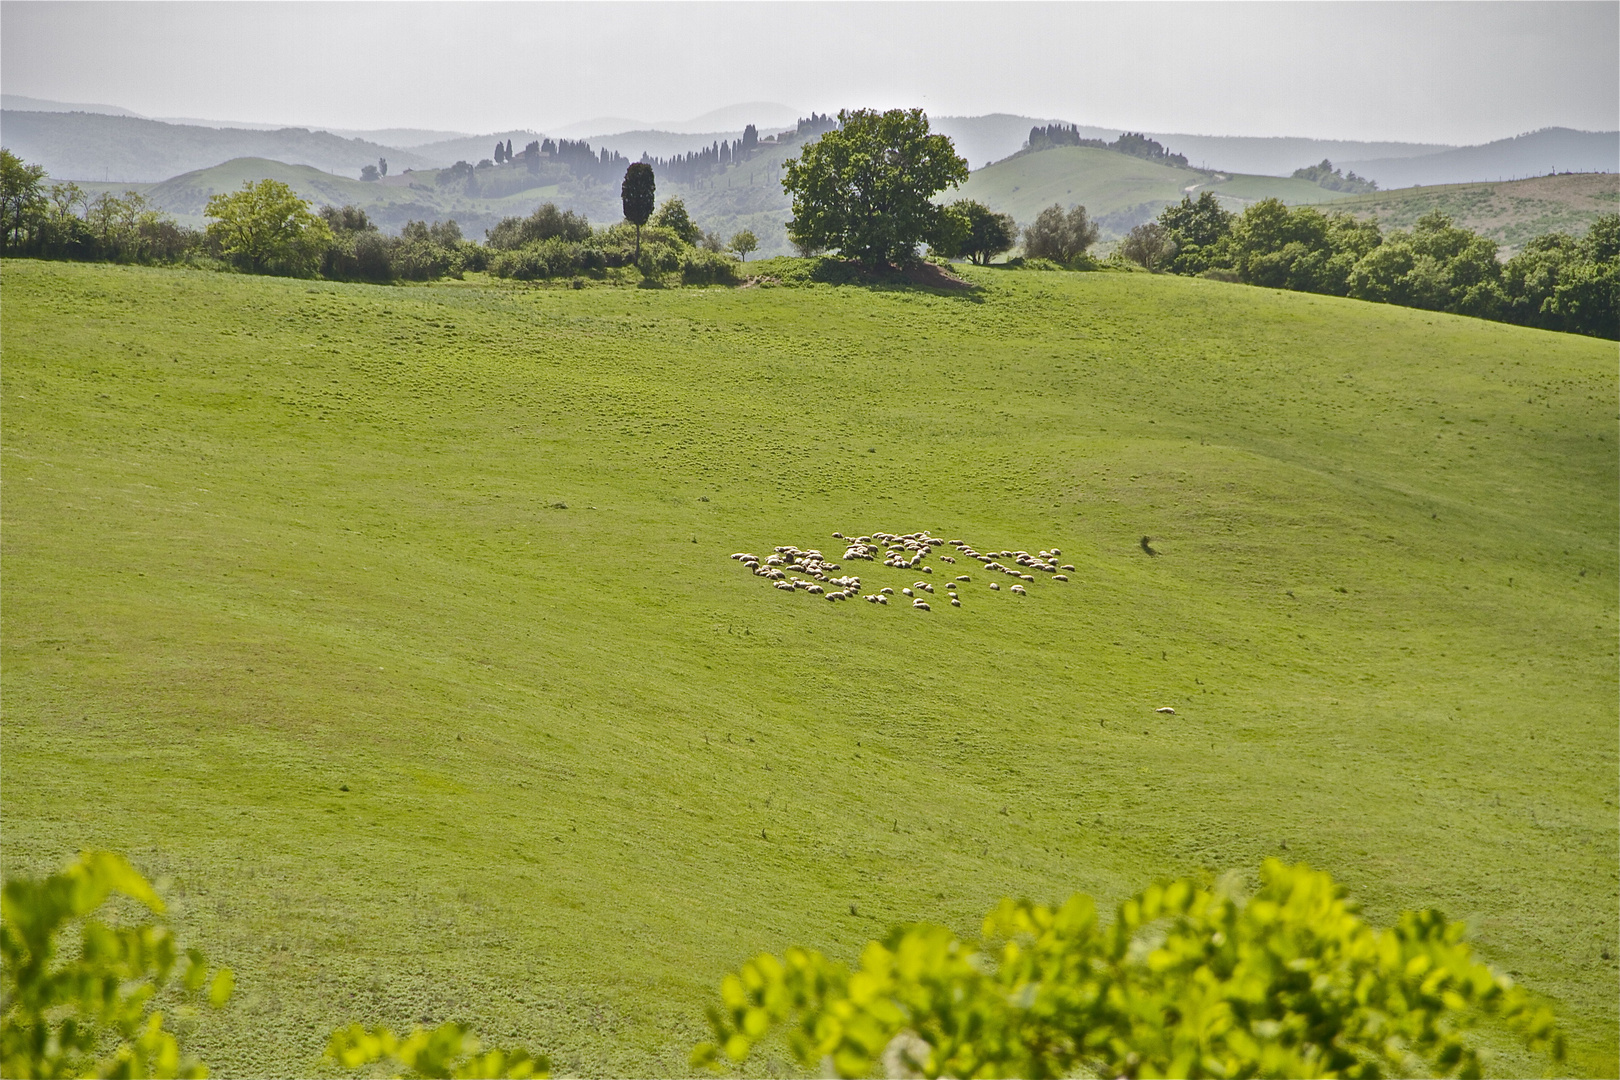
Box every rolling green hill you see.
[1330,172,1620,253]
[953,146,1356,234]
[2,261,1615,1076]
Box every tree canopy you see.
[782,108,968,268]
[694,860,1563,1080]
[204,178,331,276]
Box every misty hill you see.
[1138,133,1453,176]
[1,94,144,117]
[401,132,549,169]
[1340,128,1620,188]
[0,110,438,182]
[551,102,802,139]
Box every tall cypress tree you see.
[620,163,656,260]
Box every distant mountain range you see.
[3,96,1615,193]
[1339,128,1619,187]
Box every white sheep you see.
[806,584,824,595]
[902,588,913,597]
[913,599,930,610]
[1060,564,1075,571]
[940,555,956,564]
[956,575,971,582]
[1011,584,1026,595]
[876,595,888,604]
[1053,574,1068,582]
[1155,707,1176,715]
[989,582,1000,591]
[775,581,795,591]
[880,587,894,595]
[950,597,961,606]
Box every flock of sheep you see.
[729,530,1076,611]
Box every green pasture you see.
[955,146,1357,229]
[1,259,1615,1076]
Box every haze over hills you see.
[1339,127,1620,187]
[7,95,1617,192]
[0,110,440,182]
[550,101,803,139]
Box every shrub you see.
[681,249,740,286]
[695,860,1563,1079]
[1023,204,1101,264]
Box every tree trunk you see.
[635,223,641,261]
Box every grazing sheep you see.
[775,581,795,591]
[876,595,888,604]
[956,575,971,582]
[1053,574,1068,582]
[1020,574,1034,582]
[1010,584,1026,595]
[806,584,824,595]
[940,555,956,564]
[989,582,1000,591]
[1155,707,1176,715]
[913,599,930,610]
[944,582,957,590]
[950,597,961,606]
[921,565,932,574]
[1051,548,1062,557]
[880,587,894,595]
[1061,564,1075,571]
[833,532,844,539]
[902,588,913,597]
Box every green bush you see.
[695,859,1562,1079]
[681,249,740,286]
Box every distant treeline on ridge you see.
[1025,124,1190,167]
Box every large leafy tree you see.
[694,860,1563,1079]
[783,108,968,268]
[1,148,48,255]
[620,162,656,259]
[204,179,332,276]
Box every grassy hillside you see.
[1330,173,1620,254]
[954,146,1355,235]
[2,261,1615,1077]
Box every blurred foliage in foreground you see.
[695,859,1563,1079]
[1,852,233,1079]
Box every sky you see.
[3,1,1616,145]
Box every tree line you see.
[1025,124,1190,167]
[0,148,759,286]
[1117,192,1618,338]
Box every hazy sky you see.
[3,1,1615,144]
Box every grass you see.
[2,258,1616,1076]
